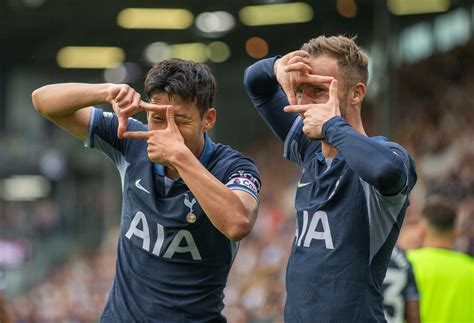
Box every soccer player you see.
[243,35,417,321]
[32,59,261,322]
[407,196,474,323]
[382,245,420,323]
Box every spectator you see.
[407,196,474,323]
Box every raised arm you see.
[173,152,259,241]
[32,83,112,139]
[124,107,260,241]
[243,57,295,142]
[285,80,414,196]
[32,83,144,139]
[244,52,334,144]
[323,116,412,195]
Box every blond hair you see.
[301,35,369,90]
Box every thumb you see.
[117,115,128,138]
[283,84,297,105]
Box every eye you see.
[312,87,325,95]
[294,88,303,97]
[153,116,164,122]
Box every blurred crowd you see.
[3,42,474,322]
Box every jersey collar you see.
[153,132,215,176]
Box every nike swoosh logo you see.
[135,179,150,194]
[297,181,311,188]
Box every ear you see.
[203,108,216,132]
[350,83,366,106]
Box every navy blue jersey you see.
[382,246,419,323]
[86,108,261,322]
[244,58,417,322]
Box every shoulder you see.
[211,143,258,168]
[127,117,148,132]
[450,250,474,267]
[209,143,261,186]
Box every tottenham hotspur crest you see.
[184,193,197,223]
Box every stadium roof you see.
[3,0,468,68]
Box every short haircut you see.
[422,195,457,233]
[301,35,369,90]
[144,58,216,117]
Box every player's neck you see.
[165,167,180,180]
[346,109,367,136]
[322,142,338,159]
[422,232,454,250]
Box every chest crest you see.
[183,193,198,223]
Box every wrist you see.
[273,58,281,77]
[168,144,192,170]
[322,116,345,139]
[102,83,117,103]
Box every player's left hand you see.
[122,106,187,166]
[284,79,341,139]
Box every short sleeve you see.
[224,157,261,202]
[403,260,420,301]
[85,107,147,167]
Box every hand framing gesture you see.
[274,50,334,105]
[123,105,186,167]
[284,80,340,140]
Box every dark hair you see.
[301,35,369,90]
[422,195,457,233]
[144,58,216,117]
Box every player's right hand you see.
[284,79,340,139]
[274,50,333,105]
[106,84,143,138]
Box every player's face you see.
[295,54,350,118]
[148,92,216,158]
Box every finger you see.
[328,80,339,103]
[122,131,153,139]
[302,74,334,84]
[115,86,129,102]
[118,89,135,108]
[289,50,310,60]
[132,92,141,109]
[287,93,297,105]
[288,55,310,66]
[283,105,310,114]
[284,62,312,74]
[120,93,143,115]
[140,101,173,113]
[282,84,297,105]
[166,106,177,129]
[117,115,128,138]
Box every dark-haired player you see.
[32,58,261,322]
